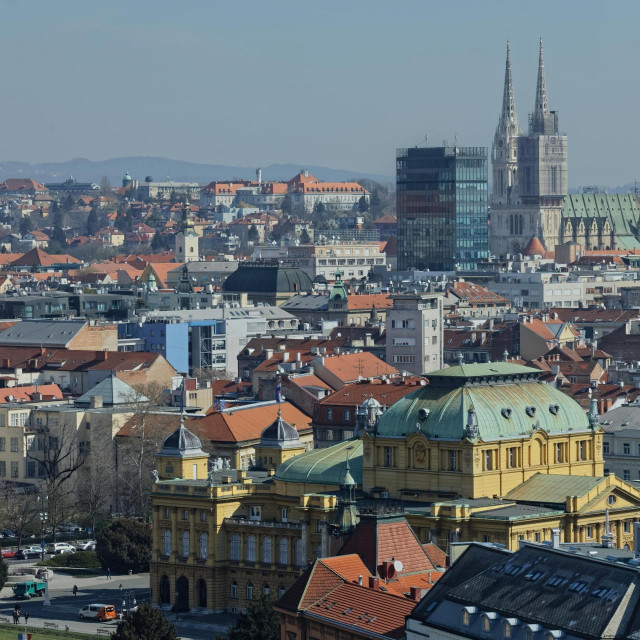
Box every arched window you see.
[231,581,238,599]
[199,532,208,560]
[230,533,241,561]
[483,615,491,632]
[246,583,254,600]
[162,530,171,557]
[294,539,305,566]
[504,621,512,638]
[277,538,289,565]
[262,536,273,564]
[245,535,257,562]
[180,531,190,558]
[263,584,270,596]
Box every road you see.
[1,570,230,639]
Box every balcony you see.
[223,517,302,530]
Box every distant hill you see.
[0,157,394,186]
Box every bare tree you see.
[191,368,234,385]
[27,420,86,540]
[0,483,39,548]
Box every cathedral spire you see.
[534,37,548,118]
[500,40,518,134]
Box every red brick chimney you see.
[410,586,422,601]
[368,576,379,590]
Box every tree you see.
[0,558,7,592]
[313,200,326,216]
[358,195,369,213]
[100,176,112,194]
[220,594,280,640]
[300,228,311,244]
[96,518,152,574]
[49,225,67,252]
[19,216,34,236]
[0,483,39,549]
[87,208,101,236]
[63,194,75,212]
[110,603,177,640]
[247,224,259,244]
[280,194,292,215]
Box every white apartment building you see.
[287,242,386,281]
[385,293,443,376]
[601,403,640,483]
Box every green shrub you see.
[96,518,151,574]
[38,550,101,569]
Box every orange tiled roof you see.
[10,248,81,267]
[346,294,392,311]
[448,281,508,305]
[0,383,62,403]
[318,377,425,407]
[189,401,311,444]
[318,352,398,383]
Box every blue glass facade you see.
[396,146,488,271]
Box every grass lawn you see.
[0,623,98,639]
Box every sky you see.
[0,0,638,187]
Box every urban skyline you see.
[1,0,640,187]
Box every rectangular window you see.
[624,469,631,481]
[249,506,262,521]
[181,509,188,520]
[449,450,457,471]
[26,460,36,478]
[10,461,18,478]
[10,437,19,452]
[0,461,5,477]
[384,447,393,468]
[555,443,564,464]
[200,511,206,523]
[509,447,517,468]
[603,441,610,455]
[578,441,586,461]
[281,508,288,523]
[0,437,5,451]
[9,413,18,427]
[624,521,630,533]
[163,507,169,519]
[484,450,492,471]
[624,443,631,455]
[586,526,593,539]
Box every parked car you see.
[12,580,46,599]
[77,541,96,551]
[79,604,116,621]
[16,546,43,559]
[0,529,16,538]
[60,523,83,533]
[1,548,16,558]
[45,542,75,554]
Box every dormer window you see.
[504,621,512,638]
[462,610,470,626]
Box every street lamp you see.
[37,492,48,560]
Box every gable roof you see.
[0,319,87,348]
[316,352,398,383]
[10,247,81,267]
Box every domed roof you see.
[260,415,301,449]
[522,236,546,257]
[223,261,313,294]
[158,421,207,459]
[123,172,132,182]
[377,362,590,441]
[275,438,362,485]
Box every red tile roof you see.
[318,377,426,407]
[317,352,398,383]
[189,401,311,443]
[448,281,508,305]
[0,384,62,403]
[346,294,392,311]
[10,248,81,267]
[522,236,547,256]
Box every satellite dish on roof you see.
[393,559,404,573]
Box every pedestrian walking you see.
[23,611,29,625]
[73,584,78,596]
[119,583,123,593]
[107,567,111,579]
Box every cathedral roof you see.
[376,362,591,442]
[522,236,546,257]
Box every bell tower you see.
[175,196,199,262]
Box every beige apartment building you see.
[287,242,386,281]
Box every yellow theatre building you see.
[150,362,640,613]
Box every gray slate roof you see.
[0,319,86,347]
[411,542,640,640]
[599,404,640,432]
[75,376,148,406]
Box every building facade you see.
[385,292,443,375]
[397,146,489,271]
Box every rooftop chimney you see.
[90,395,103,409]
[409,586,423,601]
[368,576,379,591]
[551,528,560,549]
[358,575,363,586]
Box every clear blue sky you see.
[1,0,637,186]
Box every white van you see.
[79,604,116,621]
[45,542,76,554]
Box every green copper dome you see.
[275,438,362,485]
[377,362,591,442]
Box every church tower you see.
[491,41,520,207]
[175,196,199,262]
[516,38,568,252]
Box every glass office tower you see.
[396,146,488,271]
